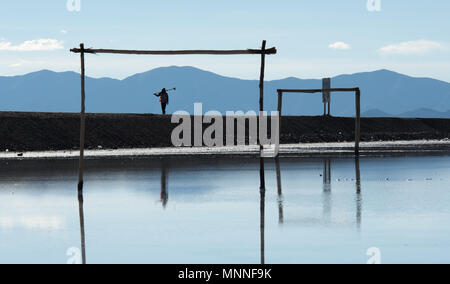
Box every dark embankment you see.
[0,112,449,152]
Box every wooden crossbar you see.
[278,88,359,94]
[70,47,277,55]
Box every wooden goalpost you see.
[70,41,277,189]
[276,88,362,156]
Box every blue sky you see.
[1,0,449,81]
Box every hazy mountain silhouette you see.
[363,109,393,117]
[1,67,449,117]
[399,108,450,118]
[363,108,450,118]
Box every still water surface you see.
[0,155,449,264]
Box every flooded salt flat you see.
[0,155,449,264]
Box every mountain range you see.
[0,66,449,118]
[363,108,450,118]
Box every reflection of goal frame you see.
[70,41,277,189]
[276,88,361,156]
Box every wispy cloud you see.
[329,42,351,50]
[9,59,31,67]
[379,40,445,55]
[0,39,64,51]
[7,59,47,68]
[60,30,68,35]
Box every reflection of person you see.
[160,163,168,209]
[154,88,169,115]
[323,159,331,192]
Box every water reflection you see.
[72,156,362,265]
[275,158,284,225]
[259,156,266,265]
[3,156,450,264]
[322,158,363,228]
[355,158,362,229]
[160,161,169,209]
[322,158,362,228]
[77,186,86,264]
[274,158,363,229]
[322,159,332,221]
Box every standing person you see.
[154,88,169,115]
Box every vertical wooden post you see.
[259,40,266,189]
[78,43,86,190]
[354,103,361,190]
[259,40,266,118]
[355,89,361,156]
[77,45,87,262]
[258,41,267,264]
[277,91,283,157]
[277,91,283,118]
[328,100,331,116]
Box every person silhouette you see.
[154,88,169,115]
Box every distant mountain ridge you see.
[364,108,450,118]
[0,67,449,118]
